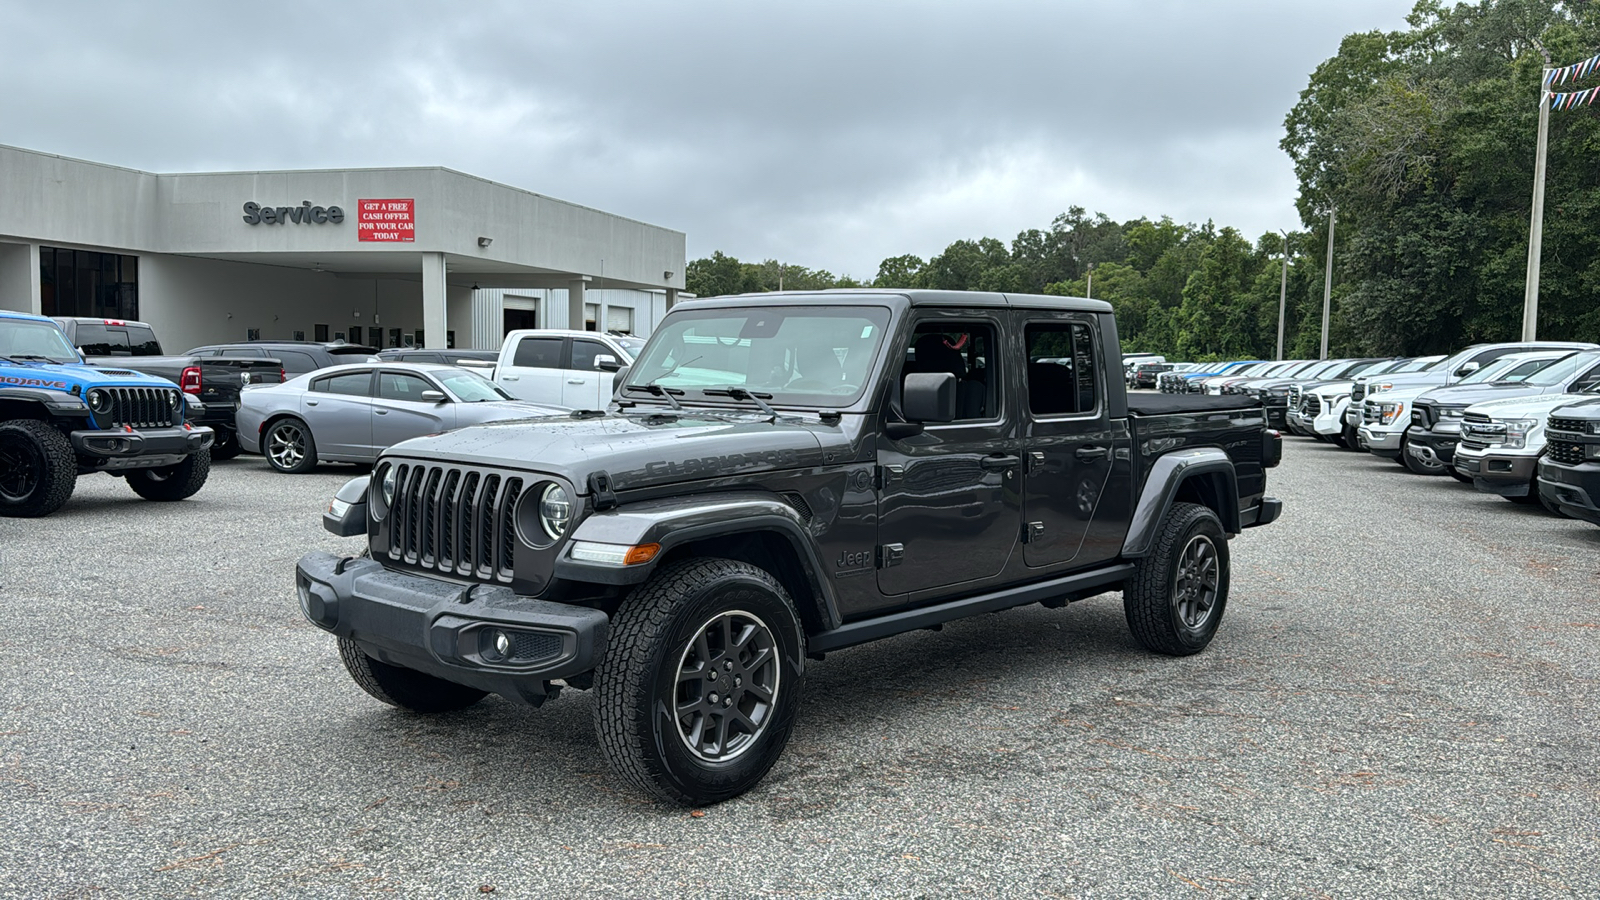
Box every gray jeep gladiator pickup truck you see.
[297,290,1284,804]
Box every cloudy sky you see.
[1,1,1412,280]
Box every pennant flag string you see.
[1545,52,1600,87]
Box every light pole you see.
[1277,230,1289,361]
[1523,68,1552,340]
[1320,206,1335,360]
[1086,262,1095,299]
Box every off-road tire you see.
[1341,424,1360,450]
[210,427,242,460]
[265,418,318,474]
[0,419,77,518]
[127,448,211,501]
[1125,502,1230,656]
[337,637,488,713]
[595,558,806,806]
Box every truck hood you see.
[0,359,179,391]
[1415,383,1550,407]
[383,409,834,493]
[1547,395,1600,419]
[1465,392,1595,419]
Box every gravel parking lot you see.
[2,441,1597,898]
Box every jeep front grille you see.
[386,462,524,582]
[98,387,181,429]
[1547,440,1586,465]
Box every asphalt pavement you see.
[1,440,1596,898]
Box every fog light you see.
[296,576,313,618]
[494,630,511,657]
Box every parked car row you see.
[1272,339,1600,527]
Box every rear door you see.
[371,370,455,454]
[497,335,567,403]
[302,370,374,457]
[1018,315,1126,569]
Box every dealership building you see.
[0,144,686,353]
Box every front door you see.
[876,316,1021,598]
[565,337,614,409]
[498,335,567,404]
[1018,316,1122,568]
[371,370,455,455]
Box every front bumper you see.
[1358,425,1404,456]
[295,552,609,702]
[1537,459,1600,526]
[70,424,214,470]
[1452,447,1539,496]
[1408,425,1461,467]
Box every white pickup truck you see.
[492,330,644,409]
[1454,391,1598,510]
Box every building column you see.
[567,276,590,330]
[0,242,41,314]
[665,288,678,311]
[421,252,448,349]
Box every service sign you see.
[357,199,416,242]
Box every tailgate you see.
[207,357,285,387]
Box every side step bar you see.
[809,563,1136,654]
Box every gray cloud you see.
[0,0,1412,279]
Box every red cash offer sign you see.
[357,199,415,242]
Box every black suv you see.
[186,341,379,378]
[298,290,1283,805]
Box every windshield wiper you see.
[624,355,700,410]
[702,387,780,421]
[3,354,58,364]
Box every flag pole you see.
[1523,68,1552,341]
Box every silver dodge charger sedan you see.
[237,362,568,473]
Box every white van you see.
[494,330,645,409]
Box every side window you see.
[511,337,564,369]
[277,351,319,375]
[1573,363,1600,392]
[903,322,997,421]
[378,372,435,401]
[570,340,609,370]
[311,372,373,397]
[1025,322,1099,416]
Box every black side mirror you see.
[612,365,631,396]
[904,372,957,423]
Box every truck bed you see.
[1127,393,1263,416]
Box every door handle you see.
[503,375,520,381]
[568,379,586,385]
[980,454,1020,471]
[306,400,319,406]
[375,409,388,415]
[1075,445,1109,461]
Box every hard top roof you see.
[674,288,1113,315]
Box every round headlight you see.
[380,464,397,508]
[87,389,111,413]
[167,391,180,409]
[539,483,572,541]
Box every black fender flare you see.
[555,490,840,629]
[1122,447,1240,558]
[0,385,90,417]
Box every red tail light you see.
[180,366,202,395]
[280,367,287,383]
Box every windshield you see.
[0,319,80,364]
[613,336,646,359]
[626,305,892,407]
[1460,355,1556,384]
[1517,353,1597,386]
[438,369,514,402]
[1401,356,1444,372]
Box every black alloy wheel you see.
[595,558,806,806]
[0,420,77,518]
[265,419,318,474]
[1124,502,1230,656]
[672,610,782,763]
